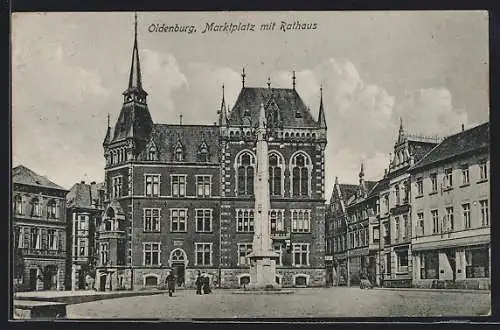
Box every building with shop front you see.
[410,122,490,290]
[12,165,68,291]
[325,178,358,286]
[95,16,327,291]
[378,120,440,288]
[66,181,105,290]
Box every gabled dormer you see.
[173,140,184,162]
[198,141,210,162]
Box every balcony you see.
[390,204,410,215]
[97,230,126,240]
[19,247,66,259]
[271,230,290,241]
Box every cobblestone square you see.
[66,287,490,319]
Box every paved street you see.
[66,287,490,319]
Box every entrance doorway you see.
[172,263,185,287]
[43,265,58,290]
[99,274,107,291]
[29,268,37,291]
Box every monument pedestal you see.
[247,251,280,290]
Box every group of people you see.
[164,270,213,297]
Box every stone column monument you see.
[247,103,280,290]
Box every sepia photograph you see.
[11,10,490,320]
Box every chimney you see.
[80,181,85,184]
[91,181,96,185]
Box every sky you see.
[12,11,489,200]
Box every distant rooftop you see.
[12,165,66,191]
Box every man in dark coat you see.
[166,271,176,297]
[195,271,202,295]
[202,274,211,294]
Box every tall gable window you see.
[236,151,255,196]
[291,152,311,196]
[198,142,210,162]
[14,195,22,215]
[174,141,184,162]
[31,198,41,217]
[147,144,157,161]
[269,152,283,196]
[112,176,123,198]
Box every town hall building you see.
[96,16,327,290]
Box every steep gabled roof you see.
[412,122,489,171]
[12,165,66,191]
[141,124,220,163]
[66,182,105,209]
[227,87,317,128]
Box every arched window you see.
[291,152,311,196]
[236,151,255,196]
[269,152,283,196]
[31,198,41,217]
[47,200,57,219]
[14,195,22,215]
[174,141,184,162]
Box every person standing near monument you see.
[195,271,202,295]
[165,271,176,297]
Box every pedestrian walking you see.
[195,271,202,295]
[166,271,176,297]
[202,274,211,294]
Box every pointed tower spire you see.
[241,67,246,88]
[219,83,228,126]
[267,76,271,89]
[335,176,339,185]
[397,116,406,143]
[318,85,327,129]
[292,71,296,90]
[123,12,147,103]
[103,113,112,146]
[359,161,366,197]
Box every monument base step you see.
[13,300,67,320]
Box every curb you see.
[372,287,490,294]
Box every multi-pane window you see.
[196,209,212,232]
[14,195,23,215]
[373,227,380,241]
[47,200,57,219]
[291,209,311,233]
[171,175,186,197]
[292,243,310,266]
[269,153,283,196]
[462,203,471,229]
[394,217,400,241]
[31,198,41,217]
[384,195,389,213]
[237,152,255,196]
[195,243,212,266]
[269,209,285,233]
[47,229,57,250]
[395,185,400,205]
[236,209,254,232]
[291,153,310,196]
[430,173,438,193]
[480,200,489,226]
[444,168,453,188]
[112,176,123,198]
[147,146,157,161]
[145,174,160,197]
[417,212,424,235]
[479,161,488,180]
[143,242,161,266]
[144,208,160,232]
[78,216,88,230]
[196,175,211,197]
[416,178,423,196]
[174,143,184,162]
[420,252,439,279]
[445,207,454,231]
[100,242,109,265]
[198,143,209,162]
[431,210,439,233]
[396,249,409,273]
[274,244,283,266]
[465,247,489,278]
[461,166,470,185]
[79,239,87,257]
[171,209,187,232]
[30,228,40,249]
[238,243,253,265]
[402,215,408,239]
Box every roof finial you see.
[107,113,110,128]
[317,83,327,129]
[267,76,271,89]
[359,162,365,179]
[335,176,339,185]
[292,70,296,90]
[241,67,246,87]
[179,114,183,125]
[134,11,138,40]
[462,123,465,132]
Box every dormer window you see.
[243,109,250,117]
[198,142,210,162]
[295,110,302,118]
[174,141,184,162]
[148,145,157,161]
